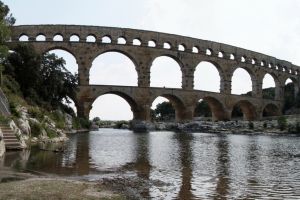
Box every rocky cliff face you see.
[9,106,69,145]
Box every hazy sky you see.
[3,0,300,120]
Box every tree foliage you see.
[0,1,15,64]
[4,44,78,110]
[194,101,211,117]
[152,101,175,121]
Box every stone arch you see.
[89,50,138,86]
[231,67,254,95]
[231,100,257,121]
[70,34,80,42]
[150,55,183,88]
[262,73,276,100]
[19,34,29,41]
[199,96,228,121]
[151,94,187,122]
[36,34,46,41]
[102,35,112,43]
[90,91,139,120]
[263,103,280,117]
[86,35,96,42]
[41,46,78,62]
[193,60,223,92]
[284,77,299,98]
[53,33,64,41]
[261,72,281,100]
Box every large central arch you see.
[89,91,139,120]
[89,51,138,86]
[150,55,183,88]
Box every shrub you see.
[0,115,10,124]
[9,101,20,118]
[45,126,57,138]
[79,118,91,129]
[248,121,254,129]
[28,107,45,121]
[288,122,300,134]
[263,122,267,128]
[29,121,43,137]
[49,110,65,129]
[277,116,287,131]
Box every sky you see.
[3,0,300,120]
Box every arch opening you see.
[102,36,111,43]
[70,35,80,42]
[192,47,199,53]
[19,35,29,41]
[241,56,246,63]
[231,100,257,121]
[231,68,252,95]
[263,104,280,117]
[262,73,276,100]
[230,54,235,60]
[86,35,96,42]
[45,49,78,76]
[194,97,227,121]
[283,78,298,113]
[36,34,46,41]
[89,52,138,86]
[117,37,126,44]
[150,56,182,88]
[194,99,211,120]
[163,42,171,49]
[194,61,221,92]
[151,95,185,122]
[178,44,185,51]
[133,39,141,46]
[148,40,156,47]
[218,52,223,58]
[89,93,135,121]
[206,49,212,56]
[53,34,63,41]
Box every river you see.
[2,128,300,199]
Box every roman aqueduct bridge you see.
[7,25,300,121]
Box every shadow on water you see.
[173,132,195,200]
[213,135,230,200]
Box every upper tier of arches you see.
[10,25,299,76]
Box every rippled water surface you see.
[2,129,300,199]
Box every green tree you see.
[5,45,41,97]
[194,101,211,117]
[0,1,15,84]
[154,102,175,121]
[4,44,78,109]
[39,53,78,107]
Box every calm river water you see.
[2,129,300,199]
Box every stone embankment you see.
[131,115,300,134]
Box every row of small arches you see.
[18,33,298,76]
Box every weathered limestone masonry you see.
[8,25,300,122]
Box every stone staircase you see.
[0,123,22,150]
